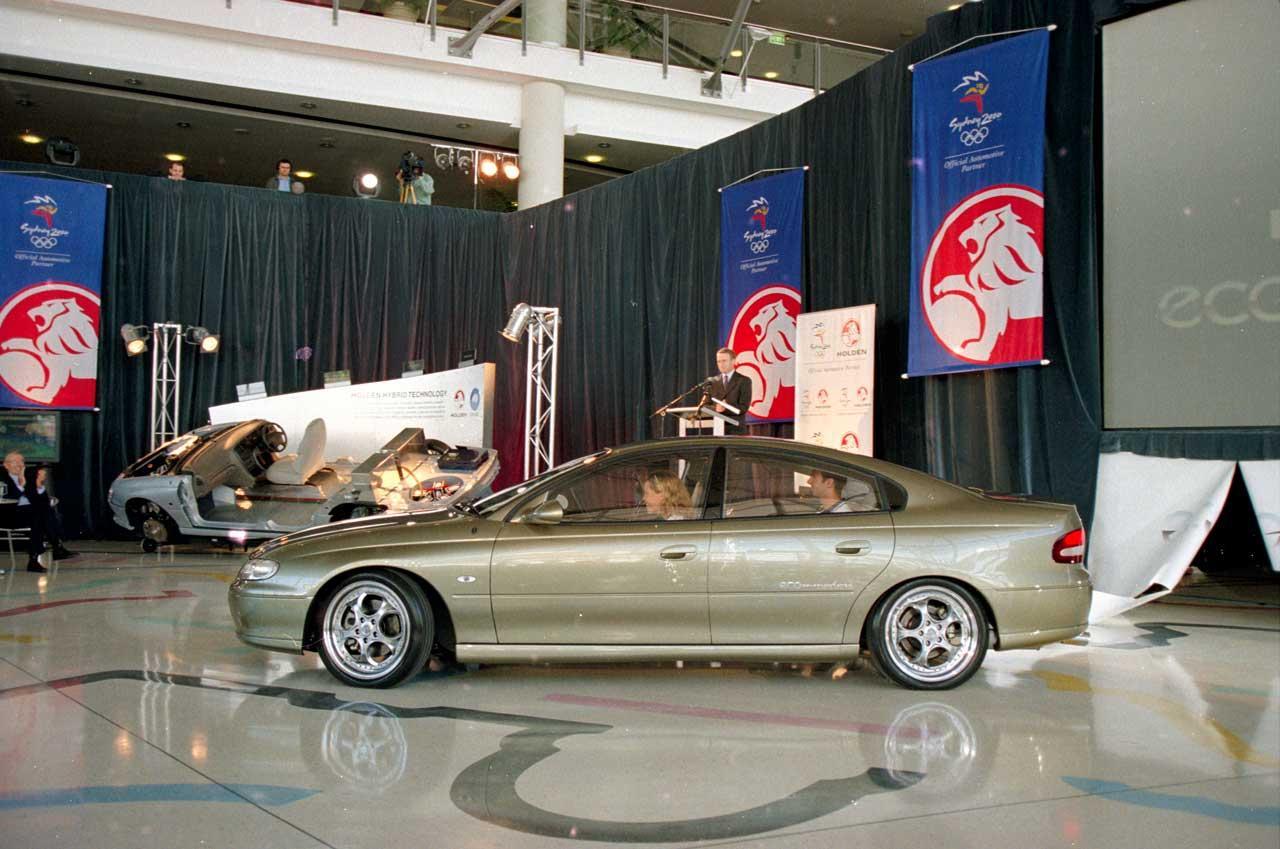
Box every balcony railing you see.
[282,0,891,95]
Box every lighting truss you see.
[149,323,183,450]
[521,307,560,479]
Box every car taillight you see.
[1053,528,1086,564]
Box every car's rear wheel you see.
[318,572,432,688]
[869,579,988,690]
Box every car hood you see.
[252,507,465,556]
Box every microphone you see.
[702,375,719,385]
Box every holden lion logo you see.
[727,285,800,420]
[921,185,1044,364]
[0,282,100,406]
[22,195,69,251]
[954,71,989,114]
[840,432,860,452]
[841,318,861,348]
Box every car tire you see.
[135,501,179,548]
[868,579,989,690]
[317,571,433,689]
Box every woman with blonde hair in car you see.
[642,470,693,520]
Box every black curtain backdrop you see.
[498,0,1107,520]
[8,0,1269,540]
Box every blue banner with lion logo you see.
[908,30,1049,377]
[0,174,107,410]
[719,168,804,423]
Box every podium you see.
[664,404,739,437]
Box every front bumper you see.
[228,585,310,654]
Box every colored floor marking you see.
[0,589,195,619]
[1063,777,1280,826]
[0,633,45,644]
[2,576,133,599]
[543,693,915,738]
[0,783,318,810]
[129,615,230,631]
[1034,670,1279,768]
[155,568,235,584]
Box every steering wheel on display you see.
[261,423,288,453]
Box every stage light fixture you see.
[164,153,186,162]
[45,136,80,167]
[120,323,150,356]
[502,159,520,180]
[501,302,533,342]
[185,326,220,354]
[353,172,380,198]
[479,157,498,178]
[764,70,780,79]
[294,170,314,179]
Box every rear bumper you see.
[990,582,1092,650]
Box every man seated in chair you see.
[0,451,76,573]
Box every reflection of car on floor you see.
[108,418,498,550]
[229,436,1092,691]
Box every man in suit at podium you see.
[709,347,752,435]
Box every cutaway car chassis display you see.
[108,419,498,550]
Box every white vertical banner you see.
[794,304,876,455]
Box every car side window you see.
[533,450,714,523]
[722,451,883,518]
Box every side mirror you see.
[520,500,564,525]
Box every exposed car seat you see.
[266,418,327,485]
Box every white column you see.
[525,0,567,47]
[518,80,565,209]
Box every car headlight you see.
[237,559,279,582]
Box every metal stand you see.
[522,307,560,479]
[150,323,182,450]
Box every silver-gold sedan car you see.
[229,436,1091,690]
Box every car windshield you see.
[467,449,611,516]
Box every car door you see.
[490,448,715,645]
[709,449,895,645]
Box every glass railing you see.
[284,0,890,94]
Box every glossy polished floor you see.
[1,544,1277,848]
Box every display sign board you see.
[210,364,495,459]
[908,30,1049,376]
[0,173,108,409]
[0,409,60,462]
[719,168,804,423]
[795,305,876,456]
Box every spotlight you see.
[120,323,150,356]
[353,172,380,198]
[502,159,520,180]
[585,154,605,164]
[20,133,43,145]
[185,326,220,354]
[45,136,80,167]
[164,153,186,162]
[479,157,498,178]
[501,303,533,342]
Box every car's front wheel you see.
[869,579,989,690]
[318,572,433,688]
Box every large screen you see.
[1101,0,1279,428]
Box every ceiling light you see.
[479,157,498,178]
[948,3,962,8]
[19,133,43,145]
[584,154,605,163]
[124,78,142,86]
[233,128,250,135]
[294,170,314,179]
[176,121,191,128]
[456,122,471,129]
[502,160,520,180]
[730,49,743,58]
[15,98,34,107]
[164,153,186,162]
[764,70,780,79]
[319,140,335,149]
[300,102,318,109]
[597,142,612,149]
[353,172,380,198]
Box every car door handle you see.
[835,540,872,556]
[659,545,698,560]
